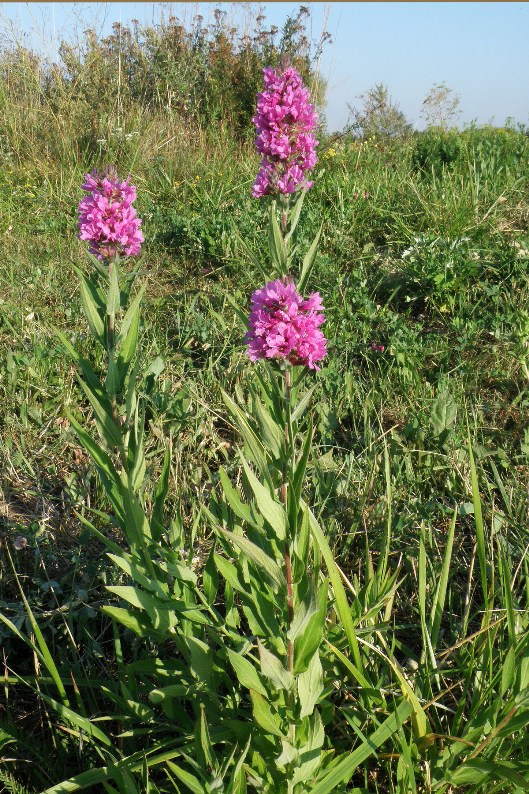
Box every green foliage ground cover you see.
[2,8,529,793]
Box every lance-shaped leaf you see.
[268,204,288,275]
[107,260,121,317]
[222,390,272,488]
[151,446,171,541]
[250,690,285,738]
[73,267,106,343]
[241,458,287,541]
[258,640,294,691]
[227,649,268,697]
[222,530,286,589]
[298,651,324,717]
[298,224,322,293]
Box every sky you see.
[0,2,528,132]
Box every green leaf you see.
[76,377,124,451]
[218,468,256,527]
[228,649,267,697]
[119,282,146,343]
[195,706,216,774]
[222,530,286,589]
[55,328,104,393]
[258,640,294,691]
[167,762,205,794]
[287,587,319,642]
[298,651,323,717]
[102,606,159,639]
[149,685,189,703]
[214,553,248,594]
[185,637,213,683]
[241,458,287,541]
[307,506,366,679]
[429,505,457,649]
[298,225,322,293]
[117,299,140,375]
[107,261,121,316]
[294,580,328,674]
[222,390,272,488]
[76,271,105,342]
[249,690,284,737]
[430,391,457,437]
[151,446,171,541]
[284,190,306,244]
[448,759,529,788]
[268,204,288,275]
[468,436,490,616]
[67,415,126,525]
[310,700,414,794]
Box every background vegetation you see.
[2,5,529,792]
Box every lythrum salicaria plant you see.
[51,167,247,790]
[249,65,322,288]
[206,65,407,792]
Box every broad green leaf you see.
[76,377,124,451]
[298,651,323,717]
[185,636,213,683]
[149,685,189,703]
[107,260,121,316]
[241,458,287,541]
[214,553,248,594]
[294,580,328,674]
[222,530,286,589]
[77,272,105,342]
[258,640,294,691]
[117,300,140,372]
[253,396,283,459]
[448,759,529,788]
[55,328,103,393]
[284,189,306,244]
[68,415,125,523]
[249,690,284,737]
[119,282,146,343]
[165,763,204,794]
[287,590,319,643]
[218,468,256,527]
[228,649,267,697]
[222,390,272,488]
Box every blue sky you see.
[1,2,528,132]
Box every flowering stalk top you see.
[78,166,144,261]
[245,278,327,370]
[252,66,318,199]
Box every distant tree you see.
[421,82,461,130]
[348,82,412,141]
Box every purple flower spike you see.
[245,278,327,370]
[78,166,144,261]
[252,67,319,199]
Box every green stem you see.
[107,259,120,430]
[282,367,294,673]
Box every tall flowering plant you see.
[206,66,365,791]
[250,66,323,287]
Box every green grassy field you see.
[2,10,529,793]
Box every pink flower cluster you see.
[245,279,327,370]
[252,66,318,198]
[78,167,144,261]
